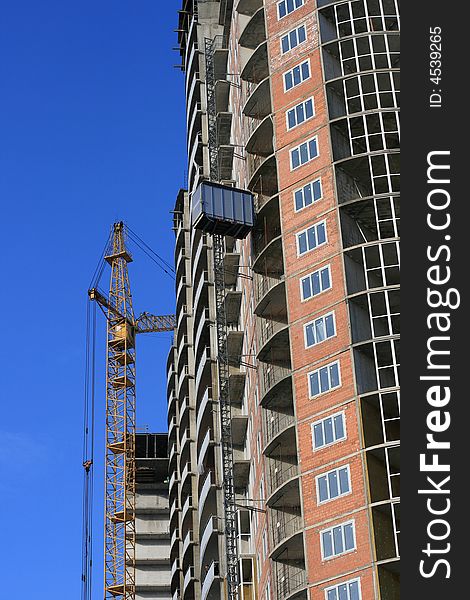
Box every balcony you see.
[181,495,194,532]
[195,347,214,400]
[239,6,265,49]
[274,563,307,600]
[224,251,241,286]
[225,290,242,324]
[229,367,246,405]
[201,561,221,600]
[233,449,251,492]
[270,511,304,561]
[200,516,220,566]
[167,392,177,419]
[168,416,178,443]
[217,112,233,146]
[259,362,292,408]
[215,79,231,114]
[247,153,278,197]
[177,304,190,342]
[198,428,215,473]
[183,566,196,596]
[199,470,217,525]
[180,397,192,431]
[252,204,282,274]
[176,275,189,314]
[227,327,244,366]
[177,365,192,401]
[231,408,249,446]
[218,144,235,181]
[169,498,180,525]
[267,460,300,507]
[254,273,286,318]
[180,428,193,465]
[246,115,274,157]
[187,102,202,154]
[193,233,209,279]
[171,557,181,589]
[257,318,290,363]
[181,461,194,490]
[169,469,180,499]
[167,361,177,393]
[243,76,271,119]
[175,216,188,253]
[178,334,190,364]
[169,442,179,470]
[170,529,180,564]
[196,387,214,439]
[194,271,212,315]
[240,41,268,84]
[264,410,295,452]
[194,308,211,363]
[236,0,263,16]
[182,530,195,562]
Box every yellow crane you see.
[85,222,175,600]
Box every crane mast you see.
[103,223,137,600]
[88,222,176,600]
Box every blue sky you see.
[0,1,184,596]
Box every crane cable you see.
[124,225,176,280]
[81,298,96,600]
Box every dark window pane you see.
[334,414,344,439]
[313,423,324,447]
[324,418,334,444]
[310,372,320,396]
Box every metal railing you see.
[270,510,303,547]
[263,410,295,447]
[268,460,299,497]
[275,563,307,599]
[259,362,291,401]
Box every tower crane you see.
[87,222,175,600]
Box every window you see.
[294,178,322,211]
[290,136,318,169]
[297,220,327,255]
[281,24,307,54]
[316,465,351,503]
[304,312,336,347]
[301,264,331,300]
[321,521,356,559]
[287,97,314,129]
[284,59,310,91]
[309,360,340,398]
[312,412,346,450]
[278,0,304,19]
[325,578,361,600]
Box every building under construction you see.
[168,0,400,599]
[84,0,400,599]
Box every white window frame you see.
[320,520,357,560]
[311,411,347,451]
[324,578,362,600]
[300,264,332,301]
[296,219,327,256]
[294,177,322,212]
[283,59,311,92]
[290,135,319,170]
[304,311,337,348]
[316,464,352,504]
[308,359,341,398]
[280,24,307,55]
[277,0,304,20]
[286,96,315,130]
